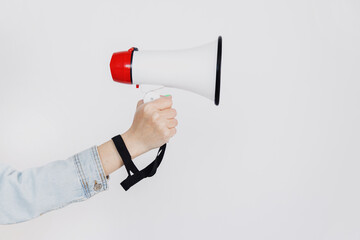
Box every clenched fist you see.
[121,96,178,159]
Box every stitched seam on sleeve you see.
[74,154,91,198]
[91,146,108,190]
[77,154,91,198]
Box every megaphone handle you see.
[143,91,161,103]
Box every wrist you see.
[97,140,123,176]
[121,130,147,159]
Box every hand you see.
[121,96,178,159]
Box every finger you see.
[137,99,144,108]
[159,108,177,119]
[167,119,178,128]
[168,128,177,138]
[151,95,172,110]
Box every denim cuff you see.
[73,146,109,198]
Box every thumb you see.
[137,99,144,108]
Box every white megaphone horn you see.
[110,36,222,105]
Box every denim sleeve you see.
[0,146,108,225]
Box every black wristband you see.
[112,135,139,176]
[112,135,167,191]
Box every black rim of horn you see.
[215,36,222,106]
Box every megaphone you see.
[110,36,222,105]
[109,37,222,191]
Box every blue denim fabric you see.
[0,146,108,225]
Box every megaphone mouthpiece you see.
[110,47,138,84]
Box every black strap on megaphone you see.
[112,134,166,191]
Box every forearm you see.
[97,140,123,176]
[97,131,147,176]
[0,146,107,225]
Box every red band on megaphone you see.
[110,47,137,84]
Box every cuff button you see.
[93,181,102,191]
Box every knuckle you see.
[143,104,153,114]
[165,97,173,106]
[163,129,171,140]
[151,112,160,122]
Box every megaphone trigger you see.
[139,85,166,103]
[143,91,161,103]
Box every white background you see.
[1,0,360,239]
